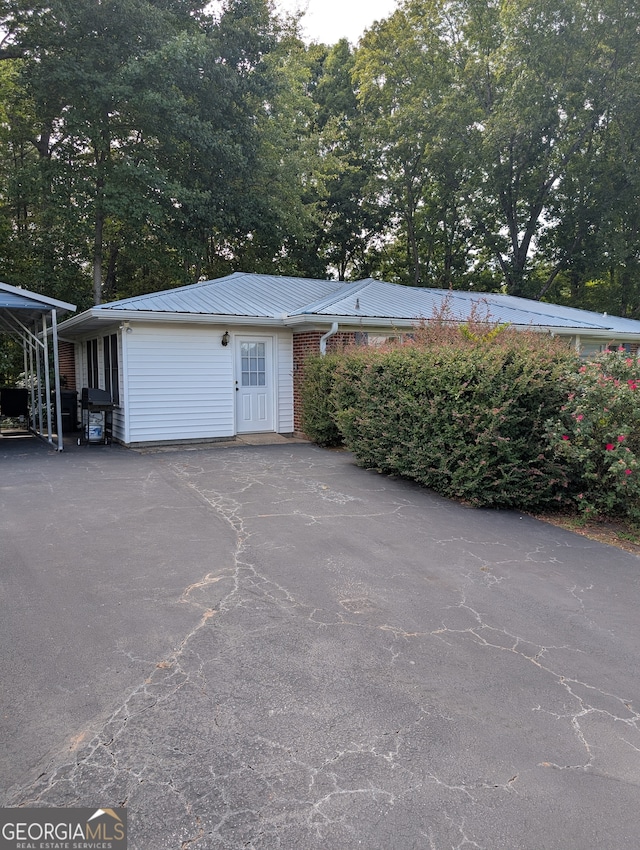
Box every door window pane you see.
[241,342,266,387]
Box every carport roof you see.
[0,281,76,334]
[0,282,76,452]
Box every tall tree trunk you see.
[405,179,421,286]
[103,241,119,300]
[93,184,104,305]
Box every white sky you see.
[275,0,398,44]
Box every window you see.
[103,334,120,405]
[241,341,266,387]
[86,339,99,388]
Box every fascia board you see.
[541,326,640,340]
[0,281,76,312]
[282,314,417,329]
[59,310,284,334]
[283,316,640,339]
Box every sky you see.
[275,0,398,44]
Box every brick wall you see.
[292,330,357,432]
[57,340,76,391]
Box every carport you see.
[0,281,76,451]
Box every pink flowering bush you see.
[547,348,640,521]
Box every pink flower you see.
[606,443,615,451]
[576,414,584,421]
[625,469,633,476]
[562,435,570,441]
[628,380,638,390]
[618,435,626,442]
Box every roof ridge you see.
[289,279,374,315]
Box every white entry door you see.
[235,337,274,433]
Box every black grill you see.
[81,387,113,408]
[78,388,113,445]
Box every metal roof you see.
[292,280,639,332]
[0,282,76,452]
[92,272,345,317]
[57,273,640,338]
[0,281,76,335]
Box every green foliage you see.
[1,0,639,307]
[352,0,640,299]
[299,353,343,447]
[546,349,640,521]
[0,0,318,302]
[0,337,24,386]
[301,330,640,521]
[296,324,576,508]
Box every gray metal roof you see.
[293,280,636,331]
[57,273,640,338]
[0,281,76,335]
[93,272,345,317]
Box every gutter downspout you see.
[320,322,339,356]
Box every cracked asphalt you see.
[1,434,640,849]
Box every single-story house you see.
[57,272,640,447]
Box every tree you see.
[308,39,388,281]
[351,0,640,297]
[0,0,320,302]
[460,0,640,296]
[354,1,488,288]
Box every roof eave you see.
[58,309,285,335]
[538,325,640,339]
[0,281,76,313]
[283,314,418,329]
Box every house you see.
[57,272,640,447]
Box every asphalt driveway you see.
[1,434,640,849]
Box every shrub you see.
[332,331,577,509]
[546,348,640,522]
[299,353,343,447]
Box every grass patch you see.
[532,510,640,555]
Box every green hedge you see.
[299,353,343,447]
[302,333,579,509]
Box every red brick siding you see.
[292,330,357,432]
[58,340,76,391]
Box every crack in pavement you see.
[431,589,640,779]
[5,447,640,850]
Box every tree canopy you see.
[0,0,638,314]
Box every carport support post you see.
[51,309,64,451]
[34,327,43,435]
[22,335,28,407]
[28,336,36,431]
[42,313,53,443]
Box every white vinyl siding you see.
[74,328,125,442]
[125,324,234,443]
[277,331,294,432]
[74,322,295,445]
